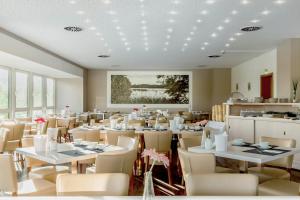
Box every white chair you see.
[29,128,69,183]
[0,154,56,196]
[56,173,129,196]
[185,173,258,196]
[117,136,138,150]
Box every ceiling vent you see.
[208,55,221,58]
[241,26,263,32]
[64,26,83,32]
[98,55,110,58]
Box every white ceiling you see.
[0,0,299,70]
[0,50,78,78]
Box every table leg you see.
[239,161,249,173]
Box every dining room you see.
[1,0,300,199]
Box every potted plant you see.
[292,80,299,103]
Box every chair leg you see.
[167,152,173,185]
[129,175,134,194]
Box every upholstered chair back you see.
[185,173,258,196]
[261,136,296,168]
[178,148,215,181]
[72,130,100,142]
[143,131,172,153]
[179,137,201,150]
[94,150,137,176]
[56,173,129,196]
[105,130,135,146]
[128,119,145,128]
[0,154,18,194]
[117,136,138,151]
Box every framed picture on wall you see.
[107,71,192,108]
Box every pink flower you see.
[196,120,208,127]
[142,148,169,168]
[35,117,46,124]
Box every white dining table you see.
[16,143,124,173]
[188,143,300,172]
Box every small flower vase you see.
[37,123,43,135]
[143,171,155,200]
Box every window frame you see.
[0,66,11,119]
[46,77,55,111]
[13,69,30,118]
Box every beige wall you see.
[56,78,84,113]
[86,69,231,112]
[231,49,277,100]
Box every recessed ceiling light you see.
[201,10,208,15]
[102,0,111,4]
[76,10,85,15]
[107,10,117,15]
[145,47,149,51]
[209,55,221,58]
[96,32,101,36]
[100,37,105,41]
[89,26,96,30]
[163,48,168,51]
[204,42,209,46]
[211,33,217,37]
[192,26,198,30]
[261,10,271,15]
[144,42,149,46]
[168,19,176,23]
[104,43,108,47]
[201,47,205,50]
[229,37,236,41]
[115,26,121,30]
[217,26,224,31]
[181,48,185,52]
[167,28,173,33]
[98,54,110,58]
[121,38,127,42]
[274,0,285,4]
[140,0,144,2]
[250,19,260,23]
[205,0,215,4]
[141,20,147,24]
[84,18,91,23]
[241,26,263,32]
[235,32,243,36]
[225,43,230,47]
[224,18,231,23]
[143,32,148,36]
[172,0,181,5]
[124,42,129,46]
[184,43,188,46]
[69,0,76,4]
[241,0,250,5]
[231,10,238,15]
[126,47,131,51]
[165,42,169,45]
[186,37,192,41]
[140,11,146,17]
[166,35,171,39]
[119,32,124,36]
[169,10,178,15]
[64,26,82,32]
[196,19,202,23]
[190,32,195,35]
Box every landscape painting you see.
[107,71,191,107]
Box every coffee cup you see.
[233,138,244,145]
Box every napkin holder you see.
[215,132,228,152]
[34,135,47,152]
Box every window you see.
[33,75,43,108]
[15,111,28,118]
[0,113,9,120]
[15,72,28,109]
[0,68,9,110]
[47,78,55,107]
[47,109,54,115]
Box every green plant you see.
[292,80,299,92]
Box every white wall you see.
[56,78,84,113]
[231,49,277,100]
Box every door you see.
[260,73,273,99]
